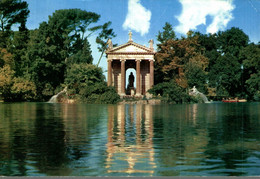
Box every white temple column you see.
[136,59,141,96]
[107,58,112,86]
[149,59,154,88]
[120,59,126,96]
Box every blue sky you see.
[24,0,260,74]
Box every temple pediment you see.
[106,42,155,54]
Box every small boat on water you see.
[222,99,238,103]
[222,98,247,103]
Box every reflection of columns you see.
[136,104,142,144]
[136,59,141,96]
[120,59,126,96]
[118,104,125,142]
[144,105,156,169]
[107,59,112,86]
[105,104,156,174]
[106,105,115,168]
[149,60,154,88]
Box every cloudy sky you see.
[24,0,260,73]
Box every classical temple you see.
[106,32,156,97]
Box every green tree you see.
[217,27,249,58]
[195,32,220,72]
[155,22,177,83]
[0,48,14,68]
[8,28,30,76]
[0,65,36,101]
[65,63,105,94]
[209,53,242,97]
[11,77,36,101]
[66,38,93,65]
[157,22,176,44]
[25,9,109,100]
[0,0,29,49]
[185,61,207,93]
[25,24,65,100]
[0,0,29,32]
[96,21,117,66]
[65,63,119,103]
[148,82,195,103]
[240,43,260,100]
[0,65,14,98]
[155,34,208,88]
[206,27,249,97]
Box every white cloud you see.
[123,0,151,36]
[175,0,235,34]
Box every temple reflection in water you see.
[105,104,156,174]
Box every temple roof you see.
[106,41,155,55]
[106,31,155,55]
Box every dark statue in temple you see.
[128,72,134,88]
[126,72,135,95]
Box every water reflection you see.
[105,104,156,175]
[0,102,260,176]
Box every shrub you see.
[148,81,197,103]
[0,65,36,101]
[11,77,37,101]
[99,86,120,104]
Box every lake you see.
[0,102,260,176]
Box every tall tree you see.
[209,53,242,97]
[195,32,219,72]
[216,27,249,58]
[25,9,115,100]
[96,21,116,67]
[207,27,249,97]
[154,22,177,84]
[240,43,260,100]
[155,34,208,90]
[0,0,29,48]
[157,22,176,44]
[0,0,29,32]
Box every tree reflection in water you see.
[0,102,260,176]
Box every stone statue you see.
[107,38,113,49]
[149,39,154,49]
[128,31,133,42]
[128,72,134,87]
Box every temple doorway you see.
[126,68,136,95]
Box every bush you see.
[11,77,37,101]
[65,63,120,104]
[148,81,197,103]
[0,65,36,101]
[84,84,119,104]
[69,81,120,104]
[99,86,120,104]
[65,63,105,93]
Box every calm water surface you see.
[0,102,260,176]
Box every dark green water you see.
[0,102,260,176]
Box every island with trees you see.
[0,0,259,104]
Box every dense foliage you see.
[239,43,260,100]
[0,1,118,103]
[148,81,197,103]
[0,2,259,103]
[65,63,119,104]
[151,23,259,103]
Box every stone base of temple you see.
[135,93,142,97]
[123,95,143,99]
[119,93,126,98]
[126,87,135,96]
[118,98,161,105]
